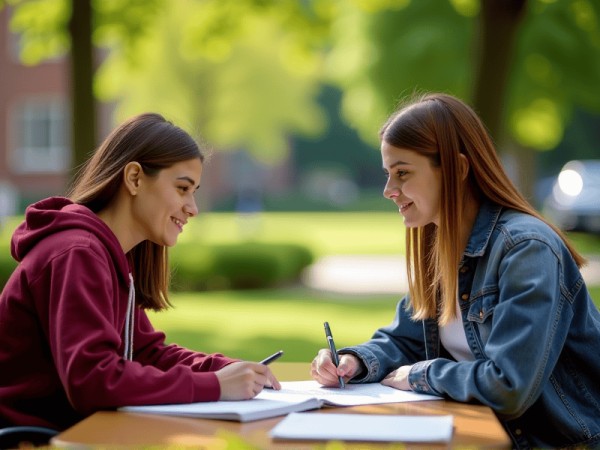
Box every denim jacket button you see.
[461,293,469,301]
[479,311,484,319]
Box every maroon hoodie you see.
[0,197,235,430]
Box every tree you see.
[325,0,600,196]
[472,0,527,140]
[5,0,600,197]
[2,0,163,181]
[68,0,95,174]
[95,0,329,164]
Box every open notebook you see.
[119,380,441,422]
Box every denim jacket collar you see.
[463,200,503,258]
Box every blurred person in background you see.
[311,93,600,449]
[0,113,279,432]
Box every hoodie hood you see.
[11,197,130,281]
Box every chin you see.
[403,218,433,229]
[164,239,178,247]
[402,217,419,228]
[150,237,177,247]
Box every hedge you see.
[0,242,314,292]
[169,242,314,291]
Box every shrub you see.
[170,242,314,291]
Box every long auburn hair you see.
[67,113,204,311]
[380,93,585,325]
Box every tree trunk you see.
[471,0,536,197]
[472,0,527,142]
[503,141,538,205]
[67,0,96,184]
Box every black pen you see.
[259,350,284,365]
[324,321,345,388]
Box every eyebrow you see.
[383,160,411,170]
[177,176,200,190]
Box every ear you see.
[123,162,143,196]
[458,153,470,182]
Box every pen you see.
[324,321,345,389]
[259,350,284,365]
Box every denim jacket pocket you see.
[466,292,498,344]
[467,292,497,323]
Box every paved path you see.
[303,254,600,295]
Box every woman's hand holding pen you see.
[216,361,281,400]
[310,348,361,387]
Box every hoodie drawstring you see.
[123,273,135,361]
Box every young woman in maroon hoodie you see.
[0,113,280,431]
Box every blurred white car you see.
[543,160,600,234]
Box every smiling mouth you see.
[172,217,184,231]
[398,202,413,213]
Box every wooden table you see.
[52,362,511,449]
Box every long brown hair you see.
[380,93,585,325]
[68,113,204,311]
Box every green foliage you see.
[8,0,600,169]
[212,188,392,212]
[170,242,314,291]
[507,0,600,149]
[6,0,166,64]
[95,0,328,164]
[326,0,473,145]
[326,0,600,151]
[7,0,69,64]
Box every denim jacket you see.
[341,201,600,449]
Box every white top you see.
[439,300,475,361]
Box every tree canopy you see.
[3,0,600,173]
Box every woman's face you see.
[133,157,202,247]
[381,141,442,228]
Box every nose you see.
[184,197,199,217]
[383,179,399,200]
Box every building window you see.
[10,98,70,173]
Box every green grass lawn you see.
[149,288,400,362]
[151,284,600,363]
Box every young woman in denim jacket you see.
[311,93,600,449]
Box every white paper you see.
[270,412,454,442]
[257,380,442,406]
[119,397,321,422]
[119,380,442,423]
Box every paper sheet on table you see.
[258,380,442,406]
[270,412,454,442]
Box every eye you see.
[178,185,190,193]
[396,170,408,178]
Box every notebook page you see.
[259,380,441,406]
